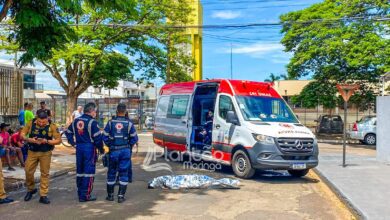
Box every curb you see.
[5,167,76,192]
[317,139,360,144]
[313,168,365,220]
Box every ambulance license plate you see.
[292,163,306,170]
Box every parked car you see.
[143,108,155,117]
[315,115,344,134]
[153,79,319,179]
[128,108,139,124]
[349,116,376,145]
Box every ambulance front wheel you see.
[232,150,255,179]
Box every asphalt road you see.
[1,135,353,220]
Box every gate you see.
[0,67,23,116]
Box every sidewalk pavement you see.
[2,145,75,191]
[316,143,390,220]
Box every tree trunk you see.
[66,93,78,125]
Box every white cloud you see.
[269,53,292,64]
[220,42,292,63]
[211,10,242,20]
[226,42,283,56]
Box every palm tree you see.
[264,73,281,82]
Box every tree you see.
[264,73,281,82]
[349,84,377,111]
[280,74,297,80]
[291,81,339,114]
[0,0,132,65]
[281,0,390,99]
[11,1,193,123]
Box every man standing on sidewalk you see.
[36,101,52,120]
[21,111,61,204]
[103,103,138,203]
[24,103,34,125]
[18,103,28,126]
[72,106,83,121]
[0,136,14,204]
[65,102,104,202]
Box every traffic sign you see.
[336,84,360,102]
[336,84,360,167]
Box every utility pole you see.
[230,43,233,79]
[166,32,171,84]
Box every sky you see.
[0,0,323,91]
[201,0,322,81]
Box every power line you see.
[0,16,388,29]
[199,0,298,4]
[206,3,312,11]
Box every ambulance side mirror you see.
[226,111,239,125]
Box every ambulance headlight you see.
[252,134,275,144]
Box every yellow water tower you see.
[187,0,203,81]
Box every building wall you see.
[80,80,150,99]
[377,96,390,163]
[273,80,313,96]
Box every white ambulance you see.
[153,79,318,179]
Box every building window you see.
[23,74,35,89]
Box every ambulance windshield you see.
[236,96,298,123]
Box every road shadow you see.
[153,152,319,186]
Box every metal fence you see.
[23,97,157,129]
[291,105,376,132]
[0,68,23,116]
[22,95,375,133]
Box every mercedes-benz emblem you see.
[295,140,304,150]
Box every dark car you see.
[315,115,344,134]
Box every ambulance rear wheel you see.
[232,150,255,179]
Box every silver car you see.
[349,116,376,145]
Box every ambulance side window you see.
[219,95,235,120]
[167,95,189,119]
[156,96,170,117]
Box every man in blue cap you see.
[65,102,104,202]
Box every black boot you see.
[117,185,127,203]
[39,196,50,204]
[106,184,115,201]
[24,188,38,201]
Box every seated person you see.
[0,123,23,171]
[197,110,214,146]
[11,126,26,166]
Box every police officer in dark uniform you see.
[65,102,104,202]
[103,103,138,203]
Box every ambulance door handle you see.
[181,120,187,124]
[215,124,220,129]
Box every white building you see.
[79,80,158,100]
[0,59,42,99]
